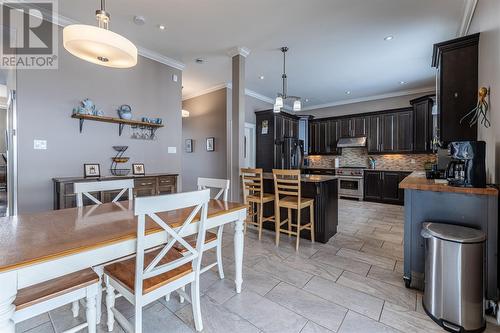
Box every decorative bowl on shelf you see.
[112,157,130,163]
[112,146,128,152]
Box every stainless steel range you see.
[336,167,365,200]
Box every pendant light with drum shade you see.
[273,47,301,112]
[63,0,137,68]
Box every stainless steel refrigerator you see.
[275,137,304,170]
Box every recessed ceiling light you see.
[259,75,265,80]
[305,98,309,102]
[158,24,166,30]
[133,16,146,25]
[345,91,351,95]
[384,35,394,41]
[400,81,407,85]
[195,58,205,64]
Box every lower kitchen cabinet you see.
[363,170,411,205]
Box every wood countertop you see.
[399,171,498,196]
[262,173,337,183]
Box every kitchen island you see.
[260,173,338,243]
[400,171,499,301]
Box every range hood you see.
[337,136,367,148]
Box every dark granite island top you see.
[259,173,338,243]
[262,173,337,183]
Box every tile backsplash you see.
[308,148,436,171]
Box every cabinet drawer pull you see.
[141,182,153,186]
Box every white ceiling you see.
[58,0,467,109]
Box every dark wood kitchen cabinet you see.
[411,95,435,153]
[339,117,366,138]
[367,115,382,153]
[432,33,479,144]
[309,119,340,155]
[381,113,397,153]
[364,170,409,205]
[364,171,382,201]
[396,110,413,152]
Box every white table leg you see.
[0,271,17,333]
[234,216,244,293]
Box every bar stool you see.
[241,168,275,240]
[272,169,315,251]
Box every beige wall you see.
[17,26,182,213]
[182,87,272,192]
[182,88,228,191]
[296,92,434,118]
[469,0,500,184]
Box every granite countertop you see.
[399,171,498,196]
[53,173,179,182]
[263,172,337,183]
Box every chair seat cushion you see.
[278,196,314,208]
[173,232,217,253]
[14,268,99,310]
[247,193,274,203]
[104,249,192,295]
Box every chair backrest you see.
[74,179,135,207]
[272,169,301,205]
[197,177,230,201]
[133,189,210,297]
[241,168,264,202]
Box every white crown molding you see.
[458,0,478,36]
[182,83,229,101]
[300,86,436,111]
[243,89,274,104]
[7,1,186,70]
[182,82,275,106]
[227,47,251,58]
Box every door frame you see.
[243,122,256,168]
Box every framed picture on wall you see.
[185,139,193,153]
[206,137,215,152]
[132,163,145,175]
[84,163,101,178]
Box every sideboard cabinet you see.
[53,173,178,210]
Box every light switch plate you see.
[172,74,178,82]
[168,147,177,154]
[34,139,47,150]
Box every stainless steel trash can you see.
[421,222,486,333]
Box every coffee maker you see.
[446,141,486,188]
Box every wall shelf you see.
[71,114,164,136]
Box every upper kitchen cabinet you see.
[309,119,340,155]
[367,115,382,153]
[411,95,435,153]
[339,117,366,138]
[381,113,397,153]
[432,33,479,144]
[396,110,413,152]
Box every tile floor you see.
[17,199,500,333]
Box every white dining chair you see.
[73,179,135,322]
[167,177,230,304]
[74,179,135,207]
[103,190,210,332]
[14,268,99,333]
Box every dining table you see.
[0,199,247,333]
